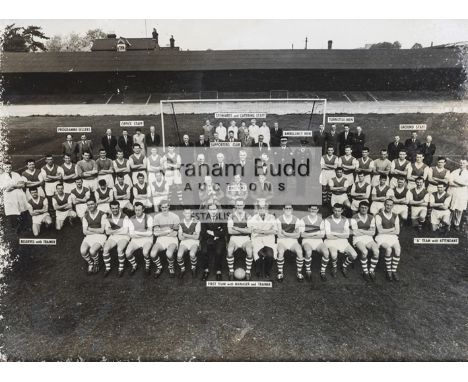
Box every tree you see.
[44,28,107,51]
[22,25,49,52]
[1,24,28,52]
[45,35,65,52]
[412,43,423,49]
[0,24,49,52]
[83,28,107,50]
[64,32,88,51]
[369,41,402,49]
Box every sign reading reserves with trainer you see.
[215,113,267,119]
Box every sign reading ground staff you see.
[120,121,144,127]
[328,116,354,123]
[215,113,267,119]
[20,238,57,245]
[414,238,458,244]
[206,281,272,288]
[400,124,427,131]
[57,127,91,133]
[283,130,313,137]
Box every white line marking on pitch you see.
[145,93,152,105]
[343,93,352,103]
[367,91,379,103]
[105,94,114,104]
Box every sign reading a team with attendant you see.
[327,116,354,123]
[214,113,267,119]
[399,124,427,131]
[57,127,92,133]
[120,121,144,127]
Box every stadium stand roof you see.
[1,48,463,74]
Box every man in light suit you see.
[62,135,78,162]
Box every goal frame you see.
[159,98,327,151]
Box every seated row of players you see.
[320,146,450,189]
[77,198,403,283]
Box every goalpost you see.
[159,98,327,151]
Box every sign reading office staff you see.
[120,121,144,127]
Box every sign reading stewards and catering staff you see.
[215,113,267,119]
[327,116,354,123]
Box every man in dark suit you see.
[200,203,228,281]
[77,134,94,160]
[101,129,117,160]
[62,134,78,162]
[352,126,366,158]
[251,134,270,161]
[146,125,160,148]
[404,132,421,162]
[313,124,328,155]
[270,122,283,147]
[337,124,354,156]
[327,124,339,154]
[387,135,405,161]
[179,134,195,165]
[420,135,436,166]
[117,129,133,159]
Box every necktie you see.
[69,142,72,148]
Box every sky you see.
[1,19,467,50]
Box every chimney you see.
[107,33,117,39]
[170,35,175,48]
[328,40,333,50]
[152,28,159,44]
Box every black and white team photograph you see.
[0,6,467,371]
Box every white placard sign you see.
[399,124,427,131]
[206,281,272,288]
[120,121,144,127]
[414,238,458,244]
[283,130,313,137]
[215,113,267,119]
[327,116,354,123]
[57,127,91,133]
[20,238,57,245]
[210,142,242,148]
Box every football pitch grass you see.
[0,216,467,361]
